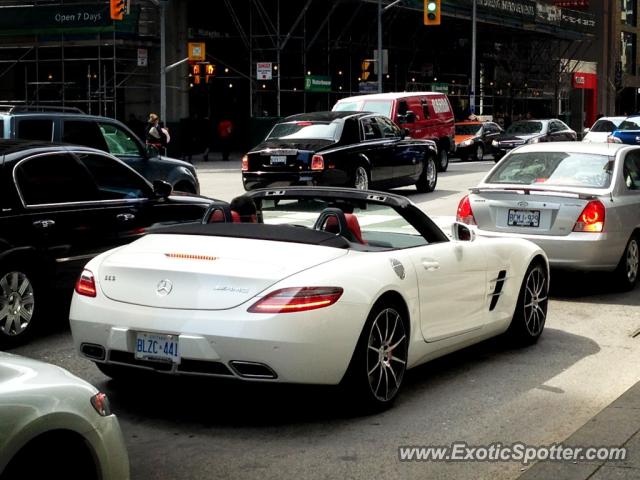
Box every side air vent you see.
[489,270,507,311]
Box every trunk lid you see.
[470,186,602,236]
[247,139,335,172]
[98,234,348,309]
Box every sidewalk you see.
[183,151,242,172]
[519,380,640,479]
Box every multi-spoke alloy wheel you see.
[522,266,547,337]
[0,270,36,338]
[353,166,369,190]
[626,239,639,284]
[507,261,548,344]
[365,307,407,403]
[416,156,437,193]
[615,236,639,290]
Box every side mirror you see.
[153,180,172,198]
[406,111,416,123]
[145,144,159,158]
[451,222,476,242]
[583,128,590,134]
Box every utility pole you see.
[160,1,167,123]
[470,0,477,116]
[377,0,383,93]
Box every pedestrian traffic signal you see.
[424,0,441,26]
[110,0,126,20]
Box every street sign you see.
[188,42,205,62]
[137,48,148,67]
[257,62,272,80]
[359,82,378,93]
[305,75,331,92]
[430,82,449,93]
[372,49,388,75]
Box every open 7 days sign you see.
[304,75,332,93]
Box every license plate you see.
[270,155,287,165]
[135,332,180,364]
[508,209,540,227]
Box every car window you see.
[506,121,543,134]
[623,150,640,190]
[63,120,109,151]
[267,121,340,141]
[360,117,382,140]
[0,119,4,138]
[360,100,393,118]
[14,153,101,205]
[455,124,482,135]
[590,120,617,133]
[618,118,640,130]
[421,99,430,119]
[98,122,142,156]
[550,120,566,132]
[74,152,150,200]
[376,116,401,138]
[339,118,360,144]
[486,152,614,188]
[333,101,359,112]
[16,119,54,142]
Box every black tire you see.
[352,164,370,190]
[613,235,639,291]
[506,260,548,345]
[0,264,41,347]
[416,155,438,193]
[437,146,449,172]
[342,301,409,411]
[474,144,484,161]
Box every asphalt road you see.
[8,159,640,480]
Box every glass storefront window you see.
[621,31,637,75]
[622,0,637,26]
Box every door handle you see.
[422,260,440,271]
[116,213,136,222]
[32,219,55,229]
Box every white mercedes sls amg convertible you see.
[70,187,549,409]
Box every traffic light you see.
[110,0,126,20]
[424,0,441,26]
[361,60,372,81]
[205,63,216,83]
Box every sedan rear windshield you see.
[455,124,481,135]
[506,121,543,135]
[486,152,614,188]
[590,119,620,133]
[617,119,640,130]
[267,121,340,141]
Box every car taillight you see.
[573,200,605,233]
[456,194,476,225]
[90,392,112,416]
[607,135,622,144]
[248,287,343,313]
[241,154,249,171]
[75,269,97,297]
[311,154,324,170]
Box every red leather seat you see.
[345,213,367,244]
[323,216,340,234]
[207,209,226,223]
[231,210,242,223]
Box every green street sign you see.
[430,82,449,93]
[304,75,332,93]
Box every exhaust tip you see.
[81,343,106,361]
[229,361,277,379]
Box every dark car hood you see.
[494,133,542,143]
[251,138,337,152]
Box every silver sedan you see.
[456,142,640,290]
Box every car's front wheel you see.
[0,266,39,347]
[343,301,408,411]
[614,234,639,291]
[506,260,548,345]
[474,144,484,161]
[416,155,437,193]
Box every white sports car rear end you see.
[71,187,549,409]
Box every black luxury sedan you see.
[491,119,577,161]
[241,111,439,192]
[0,140,222,346]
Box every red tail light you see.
[311,154,324,170]
[75,269,97,297]
[456,194,476,225]
[248,287,343,314]
[573,200,605,232]
[241,154,249,172]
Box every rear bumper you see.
[70,294,363,385]
[475,228,624,271]
[242,170,348,190]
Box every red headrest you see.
[207,209,226,223]
[231,210,242,223]
[345,213,367,244]
[324,216,340,234]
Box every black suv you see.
[0,106,200,193]
[0,140,222,346]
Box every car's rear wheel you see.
[416,155,437,193]
[437,146,449,172]
[0,266,39,347]
[614,235,639,291]
[506,260,548,345]
[474,144,484,161]
[343,301,408,411]
[352,165,370,190]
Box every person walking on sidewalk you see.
[146,113,170,155]
[217,117,234,161]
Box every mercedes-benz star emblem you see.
[156,279,173,297]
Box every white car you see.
[70,187,549,409]
[0,352,129,479]
[582,116,626,143]
[457,142,640,290]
